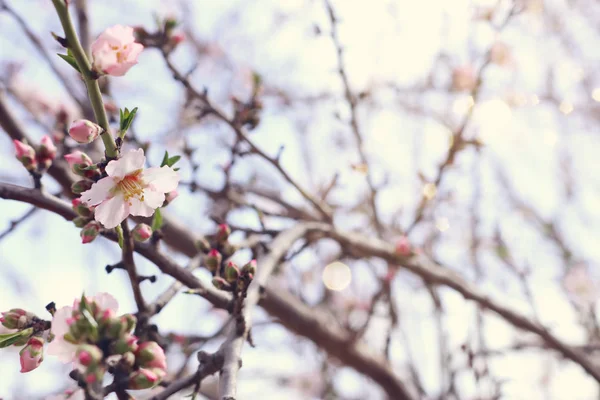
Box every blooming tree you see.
[1,0,600,399]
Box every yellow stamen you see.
[116,170,145,204]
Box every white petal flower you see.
[80,149,179,229]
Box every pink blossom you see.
[490,41,511,66]
[19,337,44,373]
[47,293,118,363]
[128,367,166,389]
[562,263,599,307]
[91,25,144,77]
[452,65,477,92]
[68,120,103,144]
[80,221,101,244]
[80,149,179,229]
[395,235,411,256]
[171,32,185,45]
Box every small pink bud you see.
[205,249,222,272]
[38,135,57,168]
[212,276,231,290]
[113,333,138,354]
[81,221,101,244]
[224,261,240,284]
[216,223,231,243]
[64,151,93,169]
[241,259,257,276]
[68,120,103,144]
[165,190,178,204]
[395,236,411,257]
[128,367,165,390]
[19,337,44,373]
[71,179,93,195]
[72,198,93,218]
[1,308,35,330]
[170,32,185,46]
[132,223,152,242]
[13,140,37,171]
[76,344,103,367]
[136,341,167,370]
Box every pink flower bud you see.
[113,333,138,354]
[128,367,166,390]
[395,235,411,257]
[72,198,93,218]
[81,221,101,244]
[165,190,178,205]
[76,344,103,367]
[224,261,240,284]
[170,32,185,47]
[1,308,35,330]
[19,337,44,373]
[68,120,103,144]
[132,223,152,242]
[212,276,231,290]
[205,249,222,272]
[452,65,477,92]
[64,151,93,176]
[216,223,231,243]
[241,259,257,276]
[38,135,57,167]
[91,25,144,77]
[136,341,167,370]
[71,179,93,195]
[13,140,37,171]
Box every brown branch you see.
[120,221,147,312]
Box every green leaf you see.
[152,208,163,231]
[160,151,170,167]
[57,53,81,73]
[0,328,32,348]
[115,225,124,249]
[167,155,181,167]
[119,107,138,138]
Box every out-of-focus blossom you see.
[452,65,477,92]
[562,263,599,307]
[13,140,37,171]
[80,149,179,229]
[490,41,511,66]
[39,135,57,167]
[91,25,144,77]
[128,367,166,389]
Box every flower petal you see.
[128,197,156,217]
[80,177,116,206]
[94,194,129,229]
[142,166,179,193]
[92,293,119,313]
[142,189,165,209]
[47,337,77,363]
[51,306,73,337]
[106,149,145,179]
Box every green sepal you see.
[0,328,33,348]
[151,208,163,231]
[57,53,81,73]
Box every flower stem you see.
[51,0,117,158]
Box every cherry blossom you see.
[80,149,179,229]
[91,25,144,77]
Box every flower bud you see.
[106,314,136,339]
[64,151,94,176]
[19,337,44,373]
[1,309,35,330]
[241,259,257,276]
[13,140,37,171]
[171,32,185,46]
[395,235,411,256]
[212,277,231,290]
[136,341,167,369]
[38,135,57,168]
[205,249,222,272]
[73,216,89,228]
[72,198,93,218]
[68,120,103,144]
[194,238,211,253]
[112,333,138,354]
[452,65,476,92]
[128,367,166,390]
[71,179,93,195]
[224,261,240,284]
[81,221,101,244]
[165,190,178,205]
[132,223,152,242]
[76,344,103,367]
[216,223,231,243]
